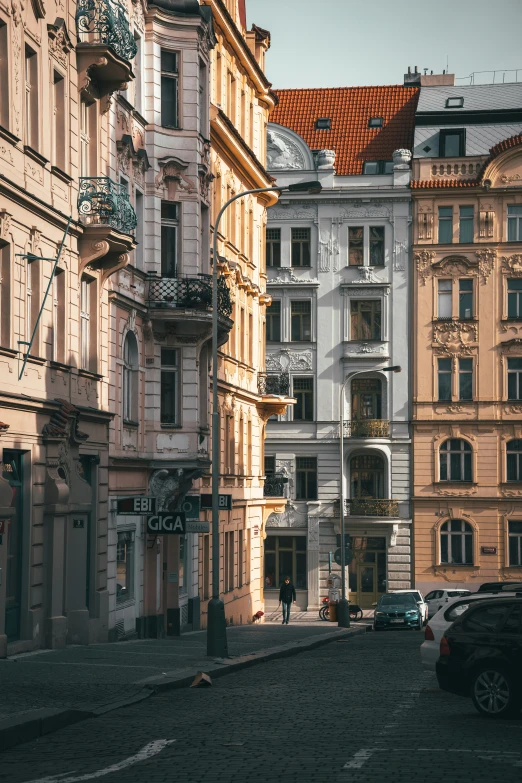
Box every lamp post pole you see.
[338,365,401,628]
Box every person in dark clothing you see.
[279,577,297,624]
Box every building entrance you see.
[348,536,387,609]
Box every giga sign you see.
[146,513,186,534]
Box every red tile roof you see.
[270,86,419,175]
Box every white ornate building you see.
[263,86,418,610]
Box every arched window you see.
[123,332,138,423]
[439,439,472,481]
[350,454,384,499]
[507,439,522,482]
[440,519,473,564]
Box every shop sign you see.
[146,513,186,534]
[185,521,210,533]
[200,494,232,510]
[180,496,201,519]
[117,496,157,515]
[481,546,497,555]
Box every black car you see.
[436,598,522,718]
[477,581,522,593]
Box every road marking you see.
[343,749,376,769]
[23,740,176,783]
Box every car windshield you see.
[379,594,416,607]
[448,590,468,597]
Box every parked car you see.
[425,588,471,619]
[421,592,519,672]
[374,593,423,631]
[390,589,429,625]
[436,598,522,718]
[477,581,522,593]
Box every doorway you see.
[348,536,387,609]
[3,451,23,642]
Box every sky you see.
[246,0,522,89]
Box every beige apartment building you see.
[411,80,522,593]
[198,0,292,627]
[0,0,138,655]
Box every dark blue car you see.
[374,593,423,631]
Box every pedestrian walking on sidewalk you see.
[279,577,297,624]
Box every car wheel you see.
[471,666,520,719]
[416,617,423,630]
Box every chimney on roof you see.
[404,66,455,86]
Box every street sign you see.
[179,496,201,520]
[117,496,157,515]
[146,512,186,534]
[186,521,210,533]
[334,547,353,566]
[200,494,232,511]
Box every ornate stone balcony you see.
[78,177,137,278]
[146,275,233,345]
[348,498,399,517]
[344,419,390,438]
[263,473,288,498]
[76,0,136,98]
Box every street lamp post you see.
[207,180,322,657]
[337,365,401,628]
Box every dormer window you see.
[363,161,394,175]
[446,97,464,108]
[440,129,466,157]
[315,118,331,130]
[368,117,383,128]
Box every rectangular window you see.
[459,279,473,319]
[266,228,281,267]
[0,21,9,129]
[80,277,91,371]
[25,45,38,150]
[293,377,314,421]
[508,205,522,242]
[438,207,453,243]
[459,206,474,243]
[135,191,144,269]
[440,129,465,157]
[438,280,452,319]
[349,227,364,266]
[248,312,253,366]
[52,269,65,364]
[161,202,178,277]
[134,36,142,114]
[238,528,244,588]
[459,358,473,401]
[116,531,134,603]
[80,99,91,178]
[508,521,522,567]
[227,71,236,124]
[264,535,307,590]
[179,534,188,592]
[203,534,210,600]
[160,348,179,424]
[363,161,393,174]
[264,455,275,475]
[296,457,317,500]
[53,71,66,171]
[161,50,179,128]
[438,358,452,401]
[0,243,11,348]
[508,358,522,401]
[350,300,381,340]
[369,227,385,266]
[224,530,234,591]
[291,228,311,267]
[266,300,281,342]
[507,444,522,482]
[291,300,312,341]
[508,279,522,319]
[198,59,207,134]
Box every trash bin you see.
[329,602,338,622]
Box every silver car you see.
[424,588,471,618]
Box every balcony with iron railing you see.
[344,419,390,438]
[76,0,137,97]
[146,274,233,344]
[348,498,399,517]
[77,177,137,275]
[263,473,288,498]
[256,373,295,420]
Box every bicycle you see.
[319,597,364,622]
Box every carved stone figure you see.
[393,149,412,169]
[266,130,305,170]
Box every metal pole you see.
[337,375,351,627]
[207,185,282,658]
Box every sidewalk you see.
[0,617,367,751]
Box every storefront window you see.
[179,535,188,592]
[116,531,134,603]
[264,535,307,590]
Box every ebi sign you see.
[146,512,186,535]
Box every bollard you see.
[329,602,337,622]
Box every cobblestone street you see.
[2,629,522,783]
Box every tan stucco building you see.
[411,80,522,593]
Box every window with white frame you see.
[160,348,179,424]
[53,70,66,171]
[437,280,452,319]
[161,50,179,128]
[350,300,381,340]
[293,377,314,421]
[161,202,178,277]
[0,20,9,130]
[80,277,91,371]
[440,519,473,564]
[508,358,522,401]
[507,205,522,242]
[507,440,522,482]
[439,439,472,482]
[508,520,522,566]
[24,44,38,150]
[508,279,522,319]
[290,300,312,341]
[291,228,311,267]
[51,269,65,364]
[123,332,139,423]
[348,226,385,266]
[266,228,281,267]
[266,300,281,342]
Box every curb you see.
[0,625,366,752]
